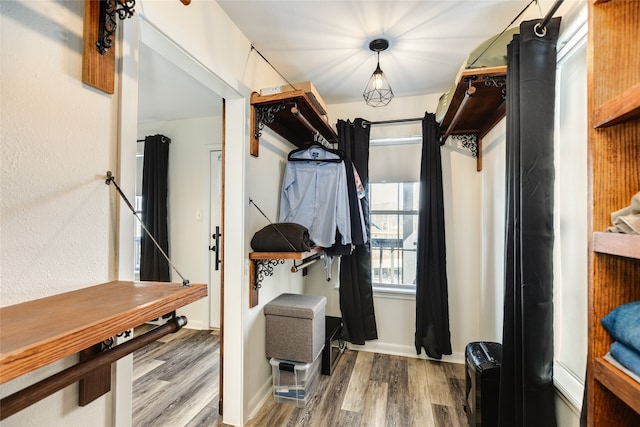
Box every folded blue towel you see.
[601,300,640,353]
[610,341,640,378]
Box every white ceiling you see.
[138,0,571,122]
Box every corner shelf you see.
[439,65,507,171]
[250,90,338,157]
[248,248,322,308]
[0,281,207,384]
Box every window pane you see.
[369,181,419,290]
[370,183,399,210]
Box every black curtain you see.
[415,112,451,359]
[140,134,171,282]
[498,18,561,427]
[336,118,378,345]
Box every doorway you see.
[119,16,248,425]
[132,18,226,422]
[136,39,223,330]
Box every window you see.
[369,182,419,293]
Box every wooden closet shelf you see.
[594,357,640,415]
[439,66,507,137]
[593,82,640,128]
[593,232,640,259]
[438,65,507,171]
[249,247,322,261]
[248,248,323,308]
[0,281,207,384]
[250,90,338,157]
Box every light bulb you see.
[374,72,383,90]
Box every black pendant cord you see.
[105,171,190,287]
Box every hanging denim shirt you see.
[279,146,351,248]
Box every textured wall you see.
[0,0,117,425]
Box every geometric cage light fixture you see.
[363,38,394,107]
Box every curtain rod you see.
[537,0,563,35]
[363,117,424,126]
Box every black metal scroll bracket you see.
[254,102,287,139]
[483,75,507,100]
[253,259,285,290]
[96,0,136,55]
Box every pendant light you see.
[363,38,394,107]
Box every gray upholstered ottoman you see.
[264,293,326,363]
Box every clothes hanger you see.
[287,142,345,162]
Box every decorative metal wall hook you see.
[96,0,136,55]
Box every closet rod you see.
[363,117,423,126]
[0,316,187,421]
[537,0,563,35]
[291,252,322,273]
[291,106,330,147]
[440,86,477,145]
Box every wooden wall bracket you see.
[82,0,115,94]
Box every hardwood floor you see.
[133,326,469,427]
[133,325,221,427]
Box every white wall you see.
[0,1,117,425]
[479,121,507,341]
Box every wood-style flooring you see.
[132,326,469,427]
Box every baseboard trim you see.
[346,341,465,365]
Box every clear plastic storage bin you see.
[270,354,321,407]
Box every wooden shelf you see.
[439,66,507,171]
[593,82,640,128]
[0,281,207,384]
[439,66,507,136]
[593,232,640,259]
[249,248,321,261]
[250,90,338,157]
[594,358,640,415]
[248,248,322,308]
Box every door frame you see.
[118,15,248,427]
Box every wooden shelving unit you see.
[586,0,640,425]
[250,90,338,157]
[0,281,207,384]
